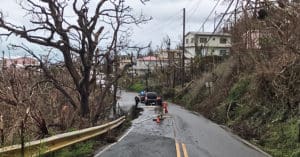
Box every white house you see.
[185,32,231,58]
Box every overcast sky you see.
[0,0,231,58]
[129,0,229,49]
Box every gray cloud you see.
[129,0,229,48]
[0,0,230,56]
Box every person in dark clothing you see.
[135,96,140,108]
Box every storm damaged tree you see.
[0,0,149,118]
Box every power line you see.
[186,0,202,20]
[136,11,181,44]
[207,0,235,42]
[142,10,181,34]
[198,0,222,32]
[183,0,198,11]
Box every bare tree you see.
[0,0,149,118]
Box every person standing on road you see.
[135,96,140,108]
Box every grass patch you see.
[128,82,145,92]
[53,140,95,157]
[261,118,300,157]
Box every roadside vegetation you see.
[124,1,300,157]
[173,2,300,156]
[127,81,145,92]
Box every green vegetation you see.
[261,118,299,157]
[128,82,145,92]
[54,140,95,157]
[227,78,250,103]
[174,57,300,157]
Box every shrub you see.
[227,78,250,102]
[55,140,95,157]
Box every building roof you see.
[186,31,231,37]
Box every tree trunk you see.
[80,91,90,118]
[112,81,118,118]
[0,129,3,146]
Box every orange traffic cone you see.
[156,115,160,124]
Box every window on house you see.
[186,39,189,44]
[199,38,207,43]
[220,50,227,56]
[220,38,227,44]
[191,38,194,44]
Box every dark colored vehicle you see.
[145,92,162,106]
[138,93,146,103]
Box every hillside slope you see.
[174,56,300,157]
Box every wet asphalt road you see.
[95,91,269,157]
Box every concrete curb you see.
[219,125,273,157]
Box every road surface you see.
[95,91,269,157]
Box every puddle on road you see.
[130,105,174,139]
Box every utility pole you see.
[182,8,186,88]
[146,63,150,92]
[167,38,171,87]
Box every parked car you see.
[145,92,162,106]
[138,92,146,103]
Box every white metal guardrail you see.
[0,116,126,157]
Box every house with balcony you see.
[185,32,231,58]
